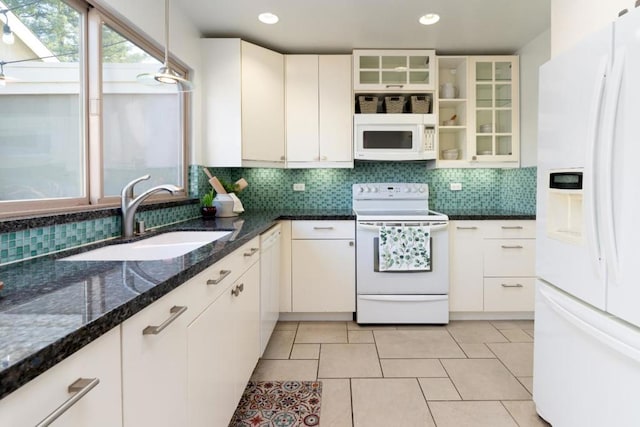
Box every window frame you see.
[0,0,190,218]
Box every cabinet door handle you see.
[313,226,334,230]
[349,241,354,247]
[321,156,328,161]
[456,226,478,230]
[231,285,240,297]
[143,306,188,335]
[280,155,286,161]
[238,283,244,292]
[501,283,524,288]
[501,245,524,249]
[35,378,100,427]
[244,248,259,257]
[207,269,231,285]
[501,226,524,230]
[385,84,404,88]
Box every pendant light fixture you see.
[136,0,192,91]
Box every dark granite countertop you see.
[444,210,536,220]
[0,209,354,399]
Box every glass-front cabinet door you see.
[354,50,436,90]
[470,56,519,162]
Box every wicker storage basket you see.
[410,95,431,114]
[385,96,405,113]
[358,96,378,114]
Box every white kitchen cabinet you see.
[353,49,436,91]
[449,221,484,312]
[187,261,260,427]
[291,221,355,312]
[0,327,122,427]
[201,39,285,167]
[260,224,281,355]
[285,55,352,168]
[449,220,536,316]
[435,55,520,168]
[279,220,293,312]
[436,56,469,164]
[469,56,520,163]
[121,281,192,427]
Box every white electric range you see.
[352,183,449,324]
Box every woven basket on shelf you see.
[385,96,405,113]
[410,95,431,114]
[358,96,378,114]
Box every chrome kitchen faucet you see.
[120,175,182,238]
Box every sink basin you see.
[61,231,232,261]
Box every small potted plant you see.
[200,189,217,219]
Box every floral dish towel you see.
[379,225,431,271]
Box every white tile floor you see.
[251,320,550,427]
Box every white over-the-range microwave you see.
[354,114,437,161]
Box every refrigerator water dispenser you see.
[547,170,584,245]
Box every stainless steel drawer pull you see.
[501,226,524,230]
[207,270,231,285]
[143,306,188,335]
[244,248,259,257]
[36,378,100,427]
[501,245,524,249]
[456,226,478,230]
[385,84,404,88]
[501,283,524,288]
[313,226,335,230]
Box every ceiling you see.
[176,0,551,55]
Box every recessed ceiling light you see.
[419,13,440,26]
[258,12,279,24]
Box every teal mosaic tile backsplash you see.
[0,203,200,265]
[195,163,536,214]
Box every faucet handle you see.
[122,175,151,199]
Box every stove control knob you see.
[358,186,364,193]
[404,188,410,193]
[372,187,378,193]
[419,187,426,193]
[364,187,371,193]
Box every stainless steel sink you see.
[61,231,231,261]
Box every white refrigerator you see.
[534,6,640,426]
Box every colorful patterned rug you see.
[229,381,322,427]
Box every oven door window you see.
[363,130,413,149]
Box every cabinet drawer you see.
[483,239,535,276]
[483,220,536,238]
[186,237,260,316]
[0,327,122,427]
[292,220,355,239]
[484,277,535,312]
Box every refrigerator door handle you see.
[586,57,609,277]
[599,49,625,285]
[540,285,640,363]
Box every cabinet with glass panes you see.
[470,56,519,163]
[353,50,436,91]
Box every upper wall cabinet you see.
[285,55,353,168]
[200,39,285,168]
[353,49,436,91]
[436,55,520,168]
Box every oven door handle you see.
[357,222,448,232]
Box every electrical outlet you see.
[293,183,305,191]
[450,182,462,191]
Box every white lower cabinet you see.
[187,261,260,427]
[291,221,355,312]
[0,326,122,427]
[121,281,192,427]
[449,220,536,315]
